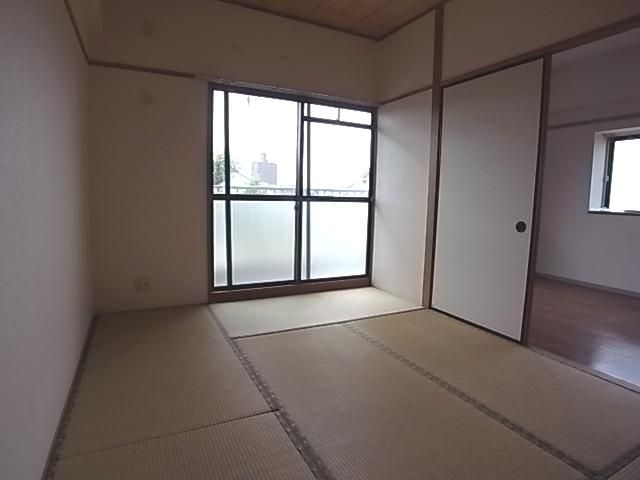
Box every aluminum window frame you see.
[601,133,640,211]
[207,83,377,292]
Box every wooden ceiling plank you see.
[214,0,446,40]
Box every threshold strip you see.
[208,310,335,480]
[343,323,597,479]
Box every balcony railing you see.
[213,185,368,197]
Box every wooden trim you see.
[424,5,444,308]
[432,15,640,345]
[65,0,640,110]
[529,346,640,394]
[537,273,640,299]
[379,85,433,106]
[547,12,640,58]
[376,0,453,41]
[208,277,370,303]
[443,55,544,89]
[549,112,640,130]
[428,55,551,342]
[429,307,520,344]
[88,59,196,79]
[62,0,89,62]
[443,13,640,89]
[521,55,552,346]
[41,315,98,480]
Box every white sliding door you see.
[432,60,543,340]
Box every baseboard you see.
[40,314,98,480]
[536,273,640,299]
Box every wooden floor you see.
[528,276,640,388]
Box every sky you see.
[609,138,640,212]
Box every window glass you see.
[306,123,371,197]
[231,201,296,284]
[212,91,226,193]
[211,91,375,289]
[213,201,227,287]
[339,108,372,125]
[304,202,368,279]
[228,94,298,195]
[309,104,339,120]
[609,138,640,211]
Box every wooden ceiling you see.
[217,0,444,40]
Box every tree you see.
[212,154,238,185]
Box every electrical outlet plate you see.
[134,276,150,293]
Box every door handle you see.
[515,221,527,233]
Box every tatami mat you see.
[59,306,270,458]
[211,287,418,338]
[352,309,640,473]
[611,457,640,480]
[53,413,315,480]
[238,325,584,480]
[54,301,640,479]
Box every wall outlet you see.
[134,276,151,293]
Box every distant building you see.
[252,153,278,185]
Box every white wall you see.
[88,0,377,103]
[67,0,102,45]
[0,1,92,479]
[373,91,431,304]
[85,0,381,313]
[85,0,640,313]
[377,0,640,100]
[538,121,640,294]
[536,42,640,293]
[550,41,640,125]
[372,0,640,306]
[443,0,640,80]
[90,66,209,313]
[377,13,435,103]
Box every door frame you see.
[426,56,550,344]
[206,83,378,302]
[426,12,640,345]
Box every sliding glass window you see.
[209,86,376,290]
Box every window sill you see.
[208,276,370,303]
[588,209,640,217]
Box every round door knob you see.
[515,221,527,233]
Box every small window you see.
[602,135,640,213]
